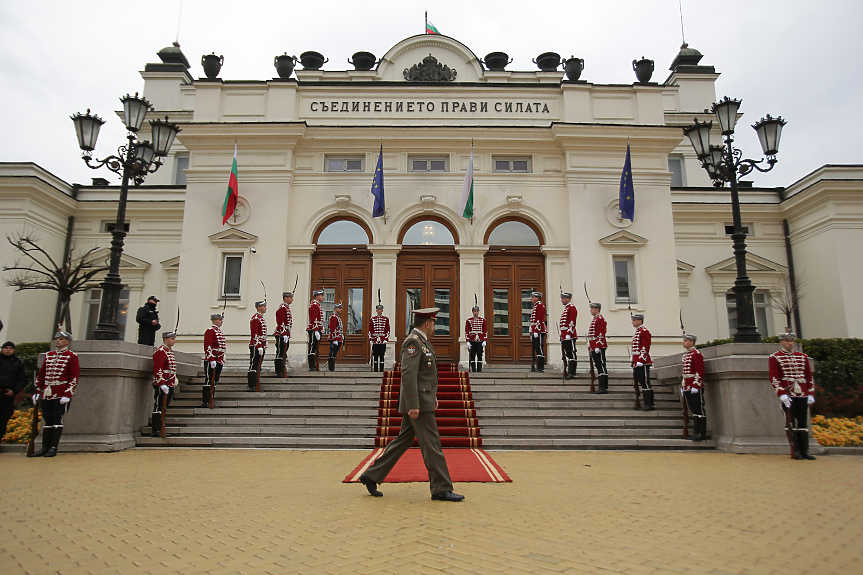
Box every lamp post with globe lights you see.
[683,97,786,343]
[71,94,181,340]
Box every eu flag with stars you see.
[619,143,635,221]
[371,145,385,218]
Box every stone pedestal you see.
[653,343,824,455]
[40,341,199,452]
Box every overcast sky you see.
[1,0,860,188]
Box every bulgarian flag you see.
[426,19,440,35]
[222,145,238,225]
[459,146,474,219]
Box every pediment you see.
[705,253,786,275]
[378,34,483,82]
[90,248,151,271]
[598,230,649,248]
[208,228,258,246]
[677,260,695,274]
[161,256,180,269]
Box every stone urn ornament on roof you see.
[563,56,584,81]
[299,51,328,70]
[482,52,512,71]
[633,57,654,83]
[202,53,223,79]
[533,52,561,72]
[348,51,378,71]
[274,53,298,78]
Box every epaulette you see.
[410,334,418,340]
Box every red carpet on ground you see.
[343,448,511,483]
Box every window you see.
[174,154,189,185]
[326,157,364,172]
[669,156,685,187]
[492,288,509,336]
[613,256,636,303]
[85,288,129,340]
[316,220,370,245]
[521,289,533,335]
[487,220,541,246]
[434,289,450,336]
[493,157,531,173]
[322,288,336,334]
[726,291,772,337]
[102,221,130,233]
[347,288,363,335]
[724,223,752,236]
[410,157,448,172]
[221,254,243,299]
[402,220,455,246]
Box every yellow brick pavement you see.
[1,449,861,575]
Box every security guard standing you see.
[559,291,577,380]
[631,313,654,410]
[203,312,226,408]
[307,289,325,371]
[359,308,464,502]
[465,303,487,372]
[135,296,161,346]
[368,303,391,372]
[28,331,79,457]
[769,332,816,460]
[681,333,706,441]
[274,291,293,377]
[327,302,344,372]
[248,300,267,391]
[588,303,609,394]
[150,330,177,437]
[529,291,547,372]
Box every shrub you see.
[811,415,863,447]
[2,408,35,444]
[695,337,735,349]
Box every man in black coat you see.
[0,341,27,440]
[136,296,161,346]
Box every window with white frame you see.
[326,157,364,172]
[174,154,189,185]
[221,254,243,300]
[613,256,637,304]
[726,291,772,338]
[668,156,685,187]
[102,221,130,233]
[85,287,130,339]
[493,157,531,173]
[410,157,448,172]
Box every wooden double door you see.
[395,248,460,362]
[484,248,545,364]
[310,247,372,363]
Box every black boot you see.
[597,374,609,394]
[536,357,545,373]
[308,354,316,371]
[274,359,284,378]
[641,390,655,411]
[201,385,210,408]
[798,430,816,460]
[150,412,162,437]
[477,361,482,373]
[44,426,62,457]
[564,360,576,380]
[691,417,705,441]
[328,357,335,372]
[247,371,256,391]
[27,426,52,458]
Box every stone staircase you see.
[135,364,714,450]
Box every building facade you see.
[2,34,861,368]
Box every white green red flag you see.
[426,20,440,35]
[222,145,238,225]
[459,146,474,219]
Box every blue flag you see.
[371,145,385,218]
[619,143,635,221]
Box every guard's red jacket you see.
[769,349,814,397]
[368,315,391,343]
[558,303,577,340]
[307,300,324,331]
[36,348,79,400]
[465,316,488,342]
[631,325,652,366]
[250,313,267,348]
[681,348,705,391]
[204,325,226,363]
[273,303,292,338]
[152,345,177,388]
[529,301,547,335]
[588,314,608,351]
[328,313,343,342]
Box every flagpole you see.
[425,11,427,34]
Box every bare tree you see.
[770,271,808,333]
[3,231,109,333]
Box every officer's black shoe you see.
[28,428,52,458]
[431,491,465,502]
[563,374,575,380]
[359,473,383,497]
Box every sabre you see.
[292,274,299,296]
[260,280,267,305]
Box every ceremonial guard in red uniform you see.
[273,291,294,377]
[307,289,325,371]
[368,303,391,372]
[28,331,79,458]
[248,300,267,391]
[327,302,344,372]
[681,333,706,441]
[559,291,577,380]
[769,332,816,460]
[151,331,177,438]
[465,303,487,372]
[203,313,226,408]
[588,303,609,394]
[529,291,547,372]
[631,314,655,410]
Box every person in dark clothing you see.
[0,341,27,440]
[136,296,161,346]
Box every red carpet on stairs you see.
[344,364,512,483]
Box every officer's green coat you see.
[398,328,438,414]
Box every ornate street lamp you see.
[71,94,181,340]
[684,97,786,343]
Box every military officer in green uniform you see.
[360,308,464,502]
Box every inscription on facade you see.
[306,100,553,115]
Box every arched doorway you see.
[483,218,545,364]
[396,217,460,361]
[311,217,373,363]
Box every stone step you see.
[136,435,374,448]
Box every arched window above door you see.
[315,218,371,245]
[486,219,542,246]
[401,220,455,246]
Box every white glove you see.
[466,344,470,351]
[636,362,644,367]
[209,361,217,369]
[59,397,70,404]
[780,394,791,408]
[691,388,699,395]
[565,335,571,340]
[314,332,320,341]
[680,387,684,397]
[482,341,486,347]
[256,347,263,355]
[532,332,538,339]
[32,394,40,403]
[808,395,815,405]
[160,385,170,394]
[282,335,288,343]
[593,349,600,355]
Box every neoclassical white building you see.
[1,34,861,368]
